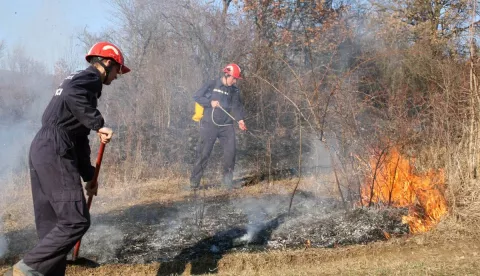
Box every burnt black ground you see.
[2,191,408,269]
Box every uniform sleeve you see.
[75,135,95,182]
[64,85,105,131]
[193,80,215,108]
[232,87,245,121]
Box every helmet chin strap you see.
[223,74,232,86]
[97,61,113,84]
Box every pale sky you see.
[0,0,113,72]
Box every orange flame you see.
[360,147,447,233]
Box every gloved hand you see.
[85,180,98,197]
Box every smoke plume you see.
[80,225,124,263]
[0,50,54,261]
[0,223,7,259]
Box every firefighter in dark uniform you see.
[10,42,131,276]
[190,63,247,189]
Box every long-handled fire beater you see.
[71,142,106,261]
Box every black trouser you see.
[190,120,236,187]
[23,133,90,276]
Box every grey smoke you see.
[232,197,287,243]
[0,67,52,177]
[80,225,124,263]
[0,223,7,259]
[0,122,37,177]
[149,207,195,251]
[0,56,55,261]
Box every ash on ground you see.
[2,191,408,266]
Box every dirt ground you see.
[1,178,479,276]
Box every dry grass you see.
[73,175,340,216]
[215,237,480,276]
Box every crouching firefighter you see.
[10,42,131,276]
[190,63,247,190]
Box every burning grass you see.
[360,146,447,233]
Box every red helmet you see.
[86,42,131,74]
[223,63,242,79]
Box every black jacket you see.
[39,66,105,182]
[193,78,245,125]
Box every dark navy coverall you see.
[190,78,245,188]
[23,66,104,275]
